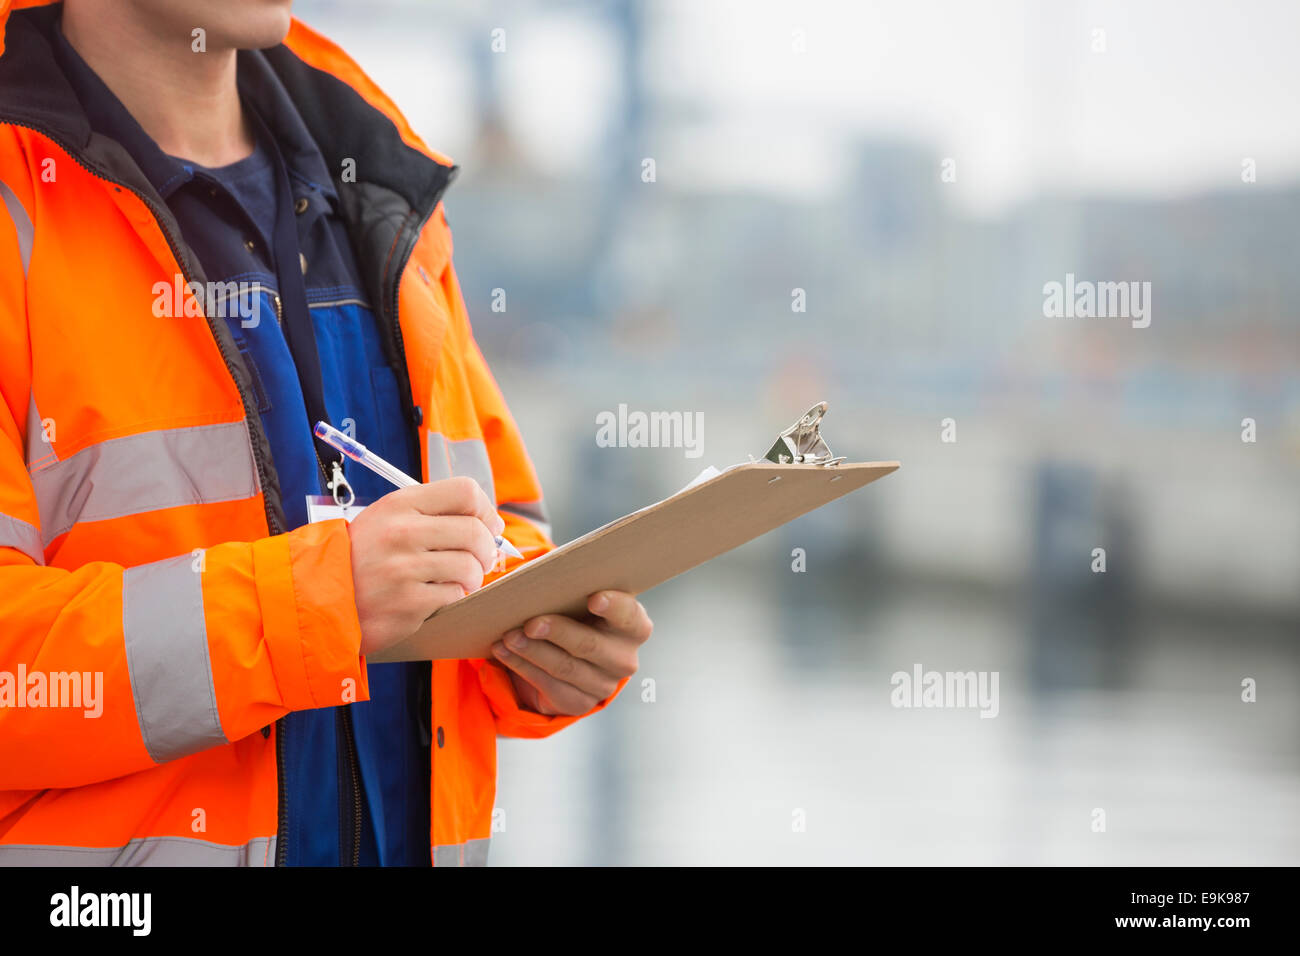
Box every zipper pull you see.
[328,458,355,509]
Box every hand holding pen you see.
[314,420,523,560]
[316,420,524,656]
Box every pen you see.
[314,420,524,560]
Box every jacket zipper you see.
[337,708,363,865]
[4,120,293,862]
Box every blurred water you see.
[493,565,1300,866]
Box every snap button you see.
[294,196,309,214]
[413,405,423,426]
[299,252,308,274]
[436,726,445,748]
[244,239,255,252]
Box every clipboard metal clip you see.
[763,401,846,466]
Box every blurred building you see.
[298,0,1300,866]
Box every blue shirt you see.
[52,23,431,866]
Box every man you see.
[0,0,652,866]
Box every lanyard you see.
[246,109,349,502]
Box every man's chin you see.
[228,14,294,52]
[194,4,293,52]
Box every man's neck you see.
[61,6,254,167]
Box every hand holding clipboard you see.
[369,403,900,663]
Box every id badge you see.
[305,494,369,524]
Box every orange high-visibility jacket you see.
[0,0,619,865]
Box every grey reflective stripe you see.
[432,844,460,867]
[432,837,491,867]
[26,393,57,469]
[0,177,33,276]
[123,554,228,763]
[447,438,495,503]
[426,432,496,502]
[0,511,43,564]
[31,422,260,545]
[426,431,453,481]
[463,837,490,866]
[499,500,552,541]
[0,835,275,867]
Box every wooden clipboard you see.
[370,459,899,662]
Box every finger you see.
[415,582,468,621]
[498,628,622,698]
[490,642,599,715]
[402,514,498,572]
[586,590,653,643]
[414,549,485,595]
[521,615,636,676]
[399,476,505,536]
